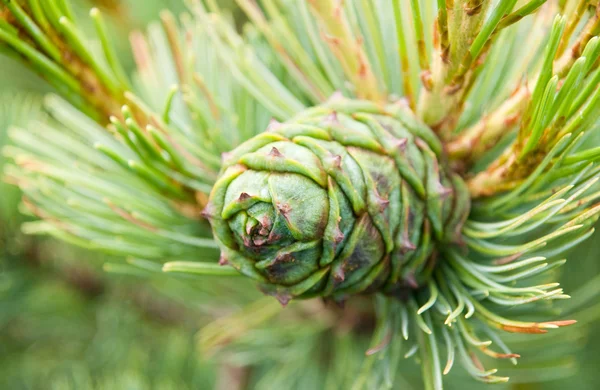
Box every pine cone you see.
[205,99,470,304]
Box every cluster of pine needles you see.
[1,0,600,389]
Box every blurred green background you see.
[0,1,599,389]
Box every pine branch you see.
[466,11,600,198]
[3,1,600,389]
[0,0,129,122]
[418,0,505,134]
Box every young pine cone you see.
[205,100,469,304]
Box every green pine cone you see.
[204,98,470,304]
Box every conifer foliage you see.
[2,0,600,388]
